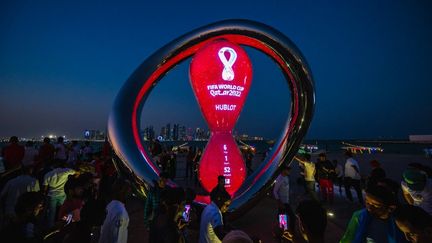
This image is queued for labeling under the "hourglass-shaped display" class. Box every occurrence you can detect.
[189,39,252,195]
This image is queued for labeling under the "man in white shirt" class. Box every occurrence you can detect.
[22,141,38,167]
[199,189,231,243]
[273,166,295,230]
[54,137,67,161]
[344,150,363,203]
[0,166,40,220]
[42,162,77,228]
[100,179,131,243]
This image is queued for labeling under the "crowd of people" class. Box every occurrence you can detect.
[290,150,432,243]
[1,136,432,243]
[0,136,118,242]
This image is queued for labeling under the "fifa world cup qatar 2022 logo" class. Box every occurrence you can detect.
[190,40,252,195]
[108,20,315,217]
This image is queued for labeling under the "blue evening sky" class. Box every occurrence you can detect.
[0,0,431,140]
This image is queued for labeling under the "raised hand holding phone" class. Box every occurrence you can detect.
[278,214,289,231]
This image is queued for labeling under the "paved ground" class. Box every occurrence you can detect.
[126,152,431,242]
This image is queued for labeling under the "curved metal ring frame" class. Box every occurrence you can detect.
[108,19,315,218]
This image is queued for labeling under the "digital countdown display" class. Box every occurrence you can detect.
[189,39,252,195]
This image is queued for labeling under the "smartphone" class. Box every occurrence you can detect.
[182,204,191,222]
[278,214,289,230]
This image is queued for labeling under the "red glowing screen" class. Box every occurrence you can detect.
[189,40,252,195]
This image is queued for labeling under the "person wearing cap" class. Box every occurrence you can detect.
[401,168,432,215]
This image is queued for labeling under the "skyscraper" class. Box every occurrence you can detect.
[186,127,194,141]
[173,124,179,141]
[143,126,155,141]
[160,126,167,140]
[166,123,171,141]
[179,125,186,141]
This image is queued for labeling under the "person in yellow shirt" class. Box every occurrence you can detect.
[295,154,318,201]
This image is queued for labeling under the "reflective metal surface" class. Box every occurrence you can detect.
[107,19,315,218]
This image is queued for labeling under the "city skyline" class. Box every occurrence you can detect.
[142,123,265,141]
[0,122,265,142]
[1,1,431,140]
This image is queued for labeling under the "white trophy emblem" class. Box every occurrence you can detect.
[218,47,237,81]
